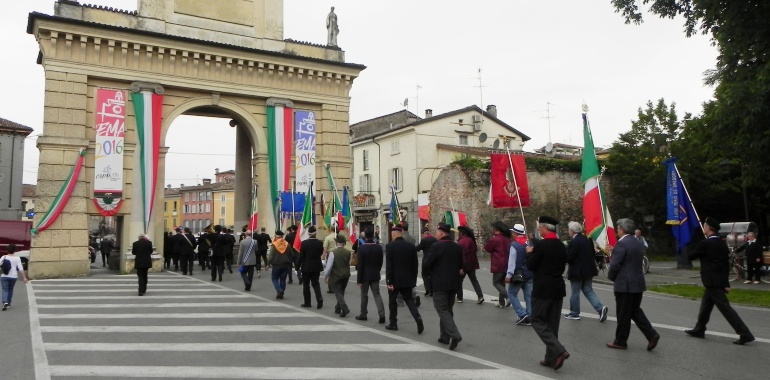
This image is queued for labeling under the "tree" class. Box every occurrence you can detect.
[605,99,689,253]
[611,1,770,194]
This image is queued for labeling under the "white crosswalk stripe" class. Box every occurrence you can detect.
[29,273,551,380]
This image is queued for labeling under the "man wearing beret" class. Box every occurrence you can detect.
[484,221,512,308]
[384,225,424,334]
[423,223,465,350]
[526,216,570,370]
[685,217,755,345]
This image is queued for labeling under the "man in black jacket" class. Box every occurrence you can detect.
[526,216,570,371]
[254,227,272,276]
[285,225,297,284]
[210,225,228,282]
[131,234,154,296]
[565,221,608,322]
[735,231,763,284]
[685,217,755,345]
[416,228,438,296]
[423,223,463,350]
[176,227,197,275]
[297,226,324,309]
[355,227,386,323]
[384,225,423,334]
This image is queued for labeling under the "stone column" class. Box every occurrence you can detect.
[254,154,273,233]
[234,125,252,230]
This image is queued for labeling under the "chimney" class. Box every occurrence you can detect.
[425,109,433,118]
[202,178,212,185]
[180,184,185,189]
[215,168,220,174]
[486,105,497,118]
[167,184,171,190]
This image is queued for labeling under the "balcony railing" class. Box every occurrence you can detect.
[352,193,377,209]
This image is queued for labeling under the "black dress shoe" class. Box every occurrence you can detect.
[416,319,424,334]
[385,324,398,331]
[539,360,550,367]
[335,306,341,314]
[437,337,449,344]
[552,351,570,370]
[684,329,705,338]
[647,334,660,351]
[317,301,323,309]
[449,337,462,351]
[415,296,421,307]
[138,292,144,296]
[733,336,755,345]
[355,315,367,321]
[378,316,386,324]
[300,304,311,308]
[340,309,350,317]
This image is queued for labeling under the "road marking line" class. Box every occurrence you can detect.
[36,302,279,308]
[47,366,550,380]
[38,312,313,319]
[32,277,189,282]
[40,325,370,333]
[34,295,252,300]
[45,342,433,352]
[26,283,51,380]
[33,288,232,293]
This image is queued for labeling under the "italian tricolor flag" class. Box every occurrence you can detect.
[444,210,468,228]
[267,105,294,222]
[294,181,314,252]
[131,92,163,233]
[581,113,616,251]
[31,148,86,235]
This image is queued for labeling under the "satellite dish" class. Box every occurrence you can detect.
[545,142,555,157]
[492,139,500,149]
[479,132,488,143]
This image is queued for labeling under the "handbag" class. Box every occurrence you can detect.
[349,252,357,267]
[510,270,524,284]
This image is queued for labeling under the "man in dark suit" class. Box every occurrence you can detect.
[735,231,763,284]
[606,218,660,351]
[416,228,438,297]
[565,221,608,321]
[384,225,423,334]
[176,227,197,275]
[355,227,387,323]
[686,217,755,345]
[423,223,464,350]
[526,216,570,371]
[210,225,228,282]
[297,226,324,309]
[285,225,298,284]
[254,227,272,275]
[132,234,154,296]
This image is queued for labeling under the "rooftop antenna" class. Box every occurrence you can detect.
[402,98,408,109]
[473,67,486,112]
[541,102,555,143]
[415,85,422,116]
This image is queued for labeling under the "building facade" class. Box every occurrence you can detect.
[0,118,33,220]
[350,105,530,240]
[162,186,180,232]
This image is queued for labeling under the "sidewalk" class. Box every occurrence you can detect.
[593,261,770,290]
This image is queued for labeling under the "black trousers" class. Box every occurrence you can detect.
[747,261,762,282]
[102,251,111,266]
[531,297,567,366]
[422,272,432,294]
[172,253,180,269]
[258,250,268,269]
[302,272,323,305]
[388,287,421,325]
[459,270,484,299]
[240,265,256,289]
[163,253,171,269]
[614,292,657,346]
[225,252,234,271]
[693,287,752,337]
[136,268,149,294]
[210,256,225,280]
[433,290,460,340]
[179,254,195,275]
[198,251,210,270]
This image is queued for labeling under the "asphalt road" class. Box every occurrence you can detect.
[3,259,770,380]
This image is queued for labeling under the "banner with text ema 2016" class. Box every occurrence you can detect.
[294,110,316,195]
[93,88,126,216]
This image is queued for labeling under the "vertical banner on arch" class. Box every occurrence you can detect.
[267,104,294,224]
[131,91,163,233]
[93,89,126,216]
[294,110,316,195]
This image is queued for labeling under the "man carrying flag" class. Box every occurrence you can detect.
[665,157,701,269]
[581,112,616,252]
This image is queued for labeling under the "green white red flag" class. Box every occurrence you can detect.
[131,91,163,233]
[581,113,617,250]
[268,104,294,225]
[31,148,86,235]
[294,181,314,252]
[444,210,467,228]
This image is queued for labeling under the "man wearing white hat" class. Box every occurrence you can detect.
[506,223,533,326]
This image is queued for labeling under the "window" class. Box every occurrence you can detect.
[391,140,400,155]
[192,192,198,201]
[221,206,226,215]
[389,167,403,191]
[219,218,225,226]
[183,205,188,213]
[459,135,468,145]
[362,149,369,171]
[173,201,177,211]
[206,203,211,213]
[207,191,212,200]
[200,192,205,200]
[359,174,371,193]
[172,218,177,227]
[164,202,167,212]
[221,194,226,202]
[184,193,189,201]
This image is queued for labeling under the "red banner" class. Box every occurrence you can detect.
[490,154,530,208]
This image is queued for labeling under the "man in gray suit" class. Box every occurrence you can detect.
[606,218,660,351]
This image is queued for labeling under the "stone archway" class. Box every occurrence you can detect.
[28,1,363,278]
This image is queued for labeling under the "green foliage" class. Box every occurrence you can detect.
[649,284,770,308]
[524,157,584,173]
[451,154,488,170]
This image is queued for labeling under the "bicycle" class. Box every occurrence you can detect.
[595,251,649,276]
[731,250,770,282]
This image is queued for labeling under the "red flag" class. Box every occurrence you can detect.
[490,154,530,208]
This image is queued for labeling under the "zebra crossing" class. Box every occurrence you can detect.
[29,273,550,380]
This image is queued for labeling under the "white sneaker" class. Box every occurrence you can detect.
[753,281,760,284]
[744,280,752,284]
[257,271,261,278]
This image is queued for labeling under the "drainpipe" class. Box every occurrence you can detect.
[372,137,381,225]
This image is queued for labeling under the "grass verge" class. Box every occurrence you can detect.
[648,284,770,308]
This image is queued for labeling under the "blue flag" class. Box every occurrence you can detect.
[279,191,305,213]
[665,158,701,255]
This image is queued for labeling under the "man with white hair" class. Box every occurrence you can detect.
[565,221,608,322]
[237,230,258,291]
[132,234,154,296]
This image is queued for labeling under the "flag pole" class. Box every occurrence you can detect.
[673,163,705,233]
[291,186,296,226]
[504,145,527,229]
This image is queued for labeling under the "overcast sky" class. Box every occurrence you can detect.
[2,1,717,186]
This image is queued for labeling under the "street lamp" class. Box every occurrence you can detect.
[719,159,749,221]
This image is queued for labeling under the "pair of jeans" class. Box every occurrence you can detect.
[271,266,289,293]
[569,278,604,315]
[360,280,385,318]
[1,277,18,304]
[459,270,484,300]
[508,279,533,318]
